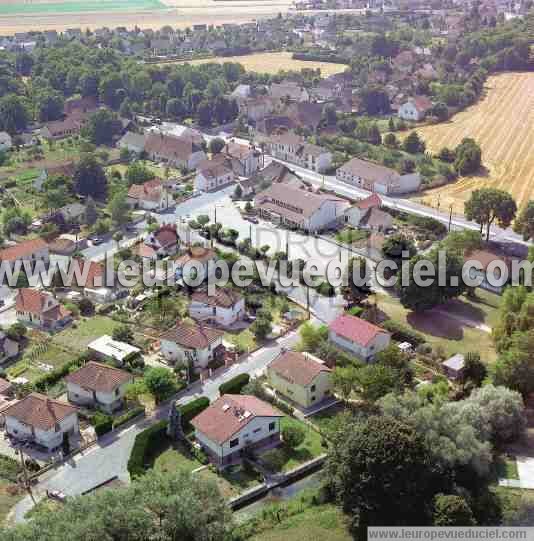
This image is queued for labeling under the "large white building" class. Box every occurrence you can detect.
[191,394,282,468]
[189,289,245,328]
[265,133,332,173]
[160,321,225,370]
[65,361,134,413]
[3,393,79,451]
[255,182,349,232]
[328,314,391,362]
[336,157,421,195]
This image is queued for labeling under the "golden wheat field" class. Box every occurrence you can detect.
[414,72,534,214]
[167,51,348,76]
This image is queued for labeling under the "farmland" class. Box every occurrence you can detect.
[414,72,534,214]
[167,52,348,76]
[0,0,293,34]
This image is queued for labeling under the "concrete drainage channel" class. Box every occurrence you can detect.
[229,454,326,513]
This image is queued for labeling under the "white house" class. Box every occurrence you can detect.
[267,350,332,410]
[328,313,391,362]
[160,321,225,370]
[3,393,79,451]
[191,394,282,468]
[144,133,206,169]
[127,179,174,211]
[255,182,349,232]
[189,289,245,328]
[266,133,332,173]
[87,335,141,366]
[223,142,261,177]
[144,224,180,257]
[343,194,393,232]
[65,361,134,413]
[0,132,12,152]
[398,96,433,121]
[194,159,235,192]
[15,288,72,332]
[336,157,421,195]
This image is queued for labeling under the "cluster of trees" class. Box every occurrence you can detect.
[325,384,526,537]
[0,469,232,540]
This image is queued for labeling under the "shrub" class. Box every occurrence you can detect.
[282,423,306,449]
[127,420,168,478]
[178,397,210,431]
[382,320,425,346]
[191,445,209,465]
[0,455,21,482]
[32,355,87,393]
[113,406,146,429]
[219,373,250,396]
[93,412,113,437]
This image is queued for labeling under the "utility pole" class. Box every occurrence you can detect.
[249,224,252,242]
[286,232,289,260]
[437,194,441,213]
[18,447,35,504]
[448,205,453,232]
[214,205,217,225]
[306,285,311,319]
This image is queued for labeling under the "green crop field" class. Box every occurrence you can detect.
[0,0,167,15]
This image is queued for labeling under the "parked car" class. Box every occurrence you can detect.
[47,489,67,502]
[191,190,202,198]
[244,215,259,224]
[89,236,104,245]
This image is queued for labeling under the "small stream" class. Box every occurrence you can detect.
[234,470,323,521]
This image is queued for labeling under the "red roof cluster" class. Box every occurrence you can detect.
[268,350,330,386]
[65,361,133,393]
[0,239,48,262]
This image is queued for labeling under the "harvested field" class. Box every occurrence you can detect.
[414,72,534,214]
[0,0,293,34]
[166,51,348,76]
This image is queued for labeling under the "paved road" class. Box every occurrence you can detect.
[11,325,305,523]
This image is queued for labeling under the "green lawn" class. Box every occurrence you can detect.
[225,329,257,354]
[309,404,348,438]
[199,466,262,499]
[375,292,497,364]
[0,481,23,526]
[251,504,350,541]
[152,442,202,474]
[335,228,370,245]
[0,0,166,15]
[261,418,325,473]
[495,456,519,480]
[52,316,122,351]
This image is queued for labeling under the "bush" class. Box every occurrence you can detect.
[191,445,209,465]
[93,412,113,437]
[33,355,87,393]
[178,397,210,431]
[127,420,168,478]
[0,455,21,482]
[382,319,425,346]
[219,373,250,396]
[282,424,306,449]
[113,406,146,429]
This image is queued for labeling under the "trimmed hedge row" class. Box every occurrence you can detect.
[178,397,210,431]
[113,406,146,429]
[127,420,168,478]
[382,319,425,346]
[93,413,113,437]
[219,373,250,396]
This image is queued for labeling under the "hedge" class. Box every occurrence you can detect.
[382,319,425,346]
[33,355,87,393]
[0,455,21,483]
[219,373,250,396]
[113,406,146,429]
[127,420,168,478]
[178,397,210,431]
[93,413,113,437]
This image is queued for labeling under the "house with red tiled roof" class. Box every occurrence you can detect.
[267,350,332,409]
[2,392,79,451]
[191,394,282,467]
[398,95,434,121]
[343,193,383,228]
[127,179,173,211]
[15,288,72,331]
[0,238,49,269]
[194,158,235,193]
[144,223,180,257]
[144,133,206,169]
[40,116,84,141]
[328,313,391,362]
[159,321,225,370]
[189,288,245,328]
[65,361,134,413]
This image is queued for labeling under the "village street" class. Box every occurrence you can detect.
[9,323,313,524]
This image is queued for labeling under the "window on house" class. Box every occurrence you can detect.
[268,422,276,431]
[253,427,262,434]
[311,396,316,402]
[229,438,239,448]
[310,385,316,392]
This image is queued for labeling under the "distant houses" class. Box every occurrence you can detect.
[127,179,174,211]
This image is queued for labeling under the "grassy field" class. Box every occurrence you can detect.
[251,504,351,541]
[375,291,498,363]
[0,0,165,15]
[52,316,122,351]
[414,72,534,214]
[169,52,347,77]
